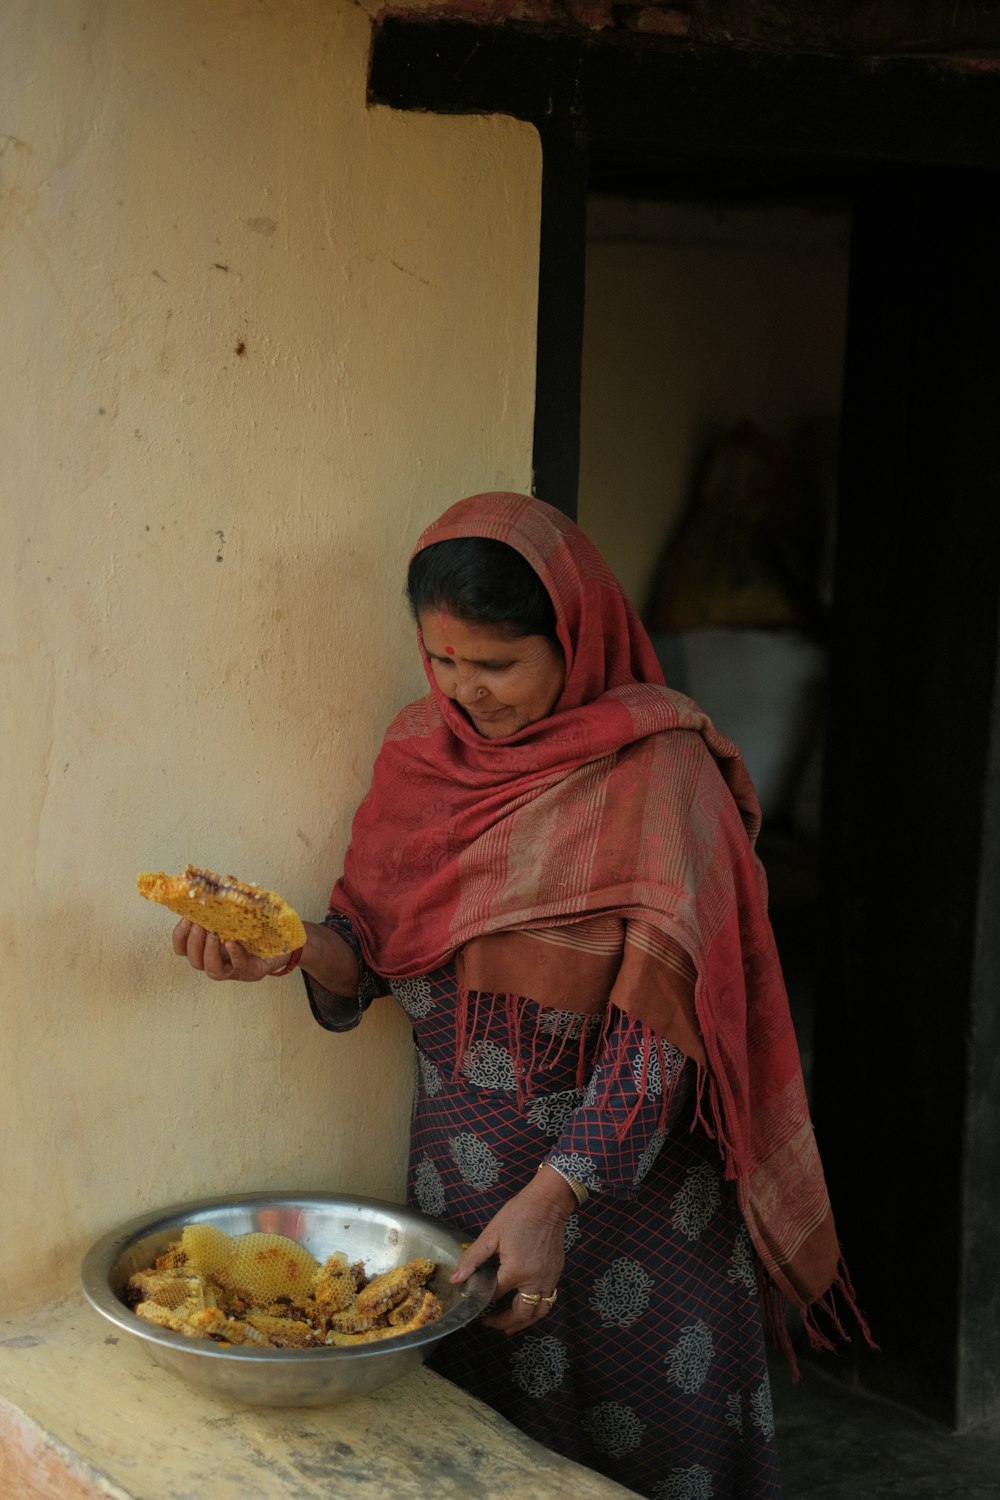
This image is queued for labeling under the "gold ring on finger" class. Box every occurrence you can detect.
[518,1292,543,1305]
[540,1289,558,1305]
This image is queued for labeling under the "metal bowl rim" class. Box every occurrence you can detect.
[81,1190,496,1365]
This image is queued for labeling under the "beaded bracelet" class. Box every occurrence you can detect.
[538,1160,589,1209]
[271,947,304,977]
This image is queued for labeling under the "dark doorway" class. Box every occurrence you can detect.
[369,18,1000,1431]
[577,186,851,1099]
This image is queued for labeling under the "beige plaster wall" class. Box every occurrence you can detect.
[1,0,540,1308]
[578,196,850,612]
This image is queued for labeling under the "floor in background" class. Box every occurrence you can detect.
[771,1356,1000,1500]
[760,832,1000,1498]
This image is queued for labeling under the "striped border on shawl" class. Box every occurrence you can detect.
[520,917,625,956]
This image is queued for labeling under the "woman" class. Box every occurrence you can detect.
[174,493,867,1499]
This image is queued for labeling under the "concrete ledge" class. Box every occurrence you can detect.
[0,1299,632,1500]
[0,1396,133,1500]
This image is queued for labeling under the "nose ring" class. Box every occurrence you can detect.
[477,687,486,698]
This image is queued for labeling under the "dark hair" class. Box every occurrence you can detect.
[406,537,558,641]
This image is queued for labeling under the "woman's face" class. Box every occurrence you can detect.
[419,609,565,740]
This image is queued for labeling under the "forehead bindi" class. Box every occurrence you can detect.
[421,610,520,662]
[423,611,466,654]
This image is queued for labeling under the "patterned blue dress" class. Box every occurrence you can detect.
[307,918,783,1500]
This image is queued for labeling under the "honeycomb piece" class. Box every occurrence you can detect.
[317,1250,350,1278]
[356,1258,436,1318]
[185,1307,230,1338]
[217,1231,321,1304]
[153,1244,188,1271]
[324,1307,383,1334]
[261,1298,306,1319]
[128,1229,446,1350]
[180,1224,233,1279]
[188,1307,267,1345]
[313,1254,358,1315]
[245,1312,323,1348]
[334,1316,438,1344]
[325,1327,397,1346]
[133,1301,210,1339]
[134,1300,195,1335]
[395,1289,445,1331]
[127,1270,214,1312]
[134,1299,267,1346]
[388,1287,444,1328]
[176,1224,320,1304]
[136,865,307,959]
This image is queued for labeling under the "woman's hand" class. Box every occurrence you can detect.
[171,917,361,994]
[449,1166,578,1336]
[171,919,295,982]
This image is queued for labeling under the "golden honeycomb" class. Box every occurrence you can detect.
[127,1223,444,1349]
[136,865,307,959]
[179,1224,232,1279]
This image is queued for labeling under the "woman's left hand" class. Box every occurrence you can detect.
[449,1166,578,1335]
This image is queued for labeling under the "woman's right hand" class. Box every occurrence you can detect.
[171,919,294,982]
[171,917,361,996]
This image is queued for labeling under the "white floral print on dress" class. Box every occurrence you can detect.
[671,1161,721,1241]
[724,1392,744,1434]
[527,1088,585,1136]
[510,1334,570,1398]
[462,1039,518,1091]
[630,1040,660,1099]
[538,1008,600,1041]
[750,1378,775,1440]
[727,1224,757,1294]
[630,1038,687,1099]
[414,1154,445,1216]
[584,1401,646,1457]
[590,1258,656,1329]
[663,1319,714,1393]
[563,1212,581,1253]
[663,1041,687,1083]
[652,1466,715,1499]
[391,976,435,1018]
[582,1067,602,1108]
[357,967,383,1008]
[548,1151,601,1193]
[634,1127,668,1186]
[449,1132,500,1189]
[416,1049,443,1098]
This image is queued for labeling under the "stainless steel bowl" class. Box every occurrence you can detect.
[81,1191,496,1407]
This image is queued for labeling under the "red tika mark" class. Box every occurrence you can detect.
[445,645,455,655]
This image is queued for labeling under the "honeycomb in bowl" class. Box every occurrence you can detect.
[127,1224,444,1348]
[181,1224,320,1303]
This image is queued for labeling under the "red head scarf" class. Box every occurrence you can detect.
[332,491,869,1360]
[336,492,760,979]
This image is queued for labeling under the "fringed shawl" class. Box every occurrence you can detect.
[331,491,870,1362]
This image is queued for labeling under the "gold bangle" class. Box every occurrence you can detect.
[538,1160,589,1209]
